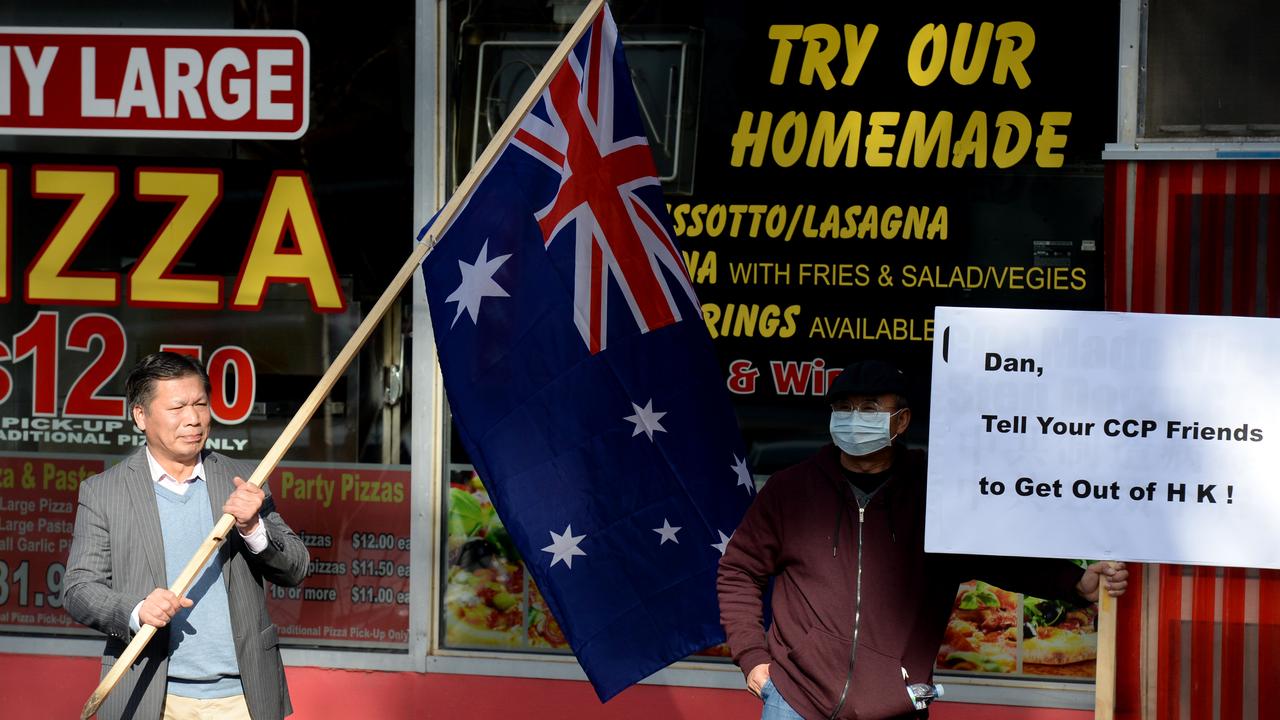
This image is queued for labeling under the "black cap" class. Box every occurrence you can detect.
[825,360,908,401]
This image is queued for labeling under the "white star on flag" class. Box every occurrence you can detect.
[731,455,753,495]
[652,519,681,545]
[445,239,512,327]
[542,524,587,569]
[624,399,667,441]
[712,530,732,555]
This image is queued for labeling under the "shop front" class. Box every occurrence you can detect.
[0,1,1206,718]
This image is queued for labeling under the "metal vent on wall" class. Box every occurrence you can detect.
[469,33,701,194]
[1144,0,1280,138]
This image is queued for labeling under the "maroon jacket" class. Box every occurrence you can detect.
[717,444,1086,720]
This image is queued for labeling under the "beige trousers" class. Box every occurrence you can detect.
[162,693,252,720]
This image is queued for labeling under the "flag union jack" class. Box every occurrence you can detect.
[511,10,697,354]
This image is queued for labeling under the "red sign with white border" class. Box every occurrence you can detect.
[0,27,309,139]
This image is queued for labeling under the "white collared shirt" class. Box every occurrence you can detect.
[143,447,267,553]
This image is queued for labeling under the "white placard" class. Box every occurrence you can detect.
[926,306,1280,569]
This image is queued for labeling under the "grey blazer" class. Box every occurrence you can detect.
[64,447,310,720]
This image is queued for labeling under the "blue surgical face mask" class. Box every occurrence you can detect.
[830,409,902,456]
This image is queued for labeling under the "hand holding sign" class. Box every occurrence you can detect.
[1075,561,1129,601]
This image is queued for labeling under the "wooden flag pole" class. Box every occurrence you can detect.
[79,0,606,717]
[1094,564,1119,720]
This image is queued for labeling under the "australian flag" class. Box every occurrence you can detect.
[420,4,753,702]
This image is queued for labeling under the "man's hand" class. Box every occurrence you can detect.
[223,477,264,534]
[138,588,193,628]
[1076,561,1129,601]
[746,663,771,698]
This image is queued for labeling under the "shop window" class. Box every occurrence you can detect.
[0,0,416,656]
[440,464,732,661]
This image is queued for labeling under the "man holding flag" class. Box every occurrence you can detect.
[420,0,753,701]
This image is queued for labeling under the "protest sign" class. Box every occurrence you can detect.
[927,306,1280,569]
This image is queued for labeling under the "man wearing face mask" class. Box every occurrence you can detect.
[717,359,1128,720]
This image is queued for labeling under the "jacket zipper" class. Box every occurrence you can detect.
[828,498,868,720]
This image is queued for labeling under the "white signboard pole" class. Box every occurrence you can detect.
[927,306,1280,570]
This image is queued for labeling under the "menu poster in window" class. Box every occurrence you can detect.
[0,453,101,634]
[937,577,1100,679]
[444,467,530,649]
[266,463,410,648]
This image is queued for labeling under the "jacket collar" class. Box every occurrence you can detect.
[199,451,237,569]
[200,450,234,519]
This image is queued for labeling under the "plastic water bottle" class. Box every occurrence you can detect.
[906,682,944,710]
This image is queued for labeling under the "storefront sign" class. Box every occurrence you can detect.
[267,463,410,648]
[672,3,1114,444]
[927,306,1280,569]
[0,28,309,139]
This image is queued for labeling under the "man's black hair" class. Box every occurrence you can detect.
[125,352,211,420]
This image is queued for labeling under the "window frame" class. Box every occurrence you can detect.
[1104,0,1280,161]
[410,0,1098,709]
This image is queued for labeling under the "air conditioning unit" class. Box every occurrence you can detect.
[469,30,702,194]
